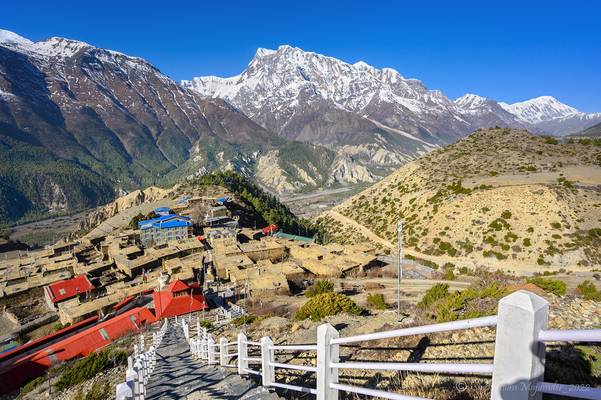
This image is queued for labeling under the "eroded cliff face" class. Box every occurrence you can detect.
[78,186,174,231]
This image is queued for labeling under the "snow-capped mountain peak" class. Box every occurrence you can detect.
[499,96,580,123]
[0,29,34,48]
[455,93,490,110]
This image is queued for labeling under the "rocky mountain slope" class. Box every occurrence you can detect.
[315,128,601,269]
[185,46,601,154]
[572,122,601,138]
[0,31,371,224]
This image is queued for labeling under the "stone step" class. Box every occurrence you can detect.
[144,324,283,400]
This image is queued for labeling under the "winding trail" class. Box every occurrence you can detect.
[325,210,395,249]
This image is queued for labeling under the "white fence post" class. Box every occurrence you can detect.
[220,337,228,366]
[260,336,274,387]
[126,367,139,399]
[207,335,215,365]
[238,332,248,375]
[316,323,339,400]
[134,359,145,399]
[491,290,548,400]
[116,381,134,400]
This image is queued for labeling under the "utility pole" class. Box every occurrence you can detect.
[397,220,403,322]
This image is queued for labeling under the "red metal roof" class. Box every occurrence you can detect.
[0,307,155,394]
[153,289,208,319]
[167,279,190,293]
[112,295,134,310]
[46,274,94,303]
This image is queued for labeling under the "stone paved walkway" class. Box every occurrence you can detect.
[146,324,280,400]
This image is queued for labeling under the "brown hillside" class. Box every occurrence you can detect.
[315,128,601,271]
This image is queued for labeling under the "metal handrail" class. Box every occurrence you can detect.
[538,329,601,342]
[330,382,427,400]
[330,361,493,375]
[331,315,498,345]
[244,368,261,375]
[269,344,317,351]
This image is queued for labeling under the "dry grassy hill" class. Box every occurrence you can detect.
[315,128,601,271]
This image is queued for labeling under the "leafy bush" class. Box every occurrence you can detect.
[74,382,110,400]
[295,293,362,321]
[420,283,507,322]
[18,376,46,397]
[418,283,449,308]
[576,280,601,301]
[232,314,257,327]
[544,136,559,145]
[366,293,388,310]
[527,277,566,296]
[198,319,213,329]
[442,268,456,281]
[305,280,334,298]
[55,349,127,390]
[501,210,512,219]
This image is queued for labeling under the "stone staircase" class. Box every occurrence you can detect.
[145,323,280,400]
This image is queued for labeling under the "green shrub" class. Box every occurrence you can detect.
[74,382,110,400]
[198,319,213,329]
[366,293,388,310]
[527,277,566,296]
[232,314,257,327]
[295,293,362,321]
[501,210,512,219]
[18,376,46,397]
[55,349,127,391]
[418,283,449,308]
[551,222,562,229]
[576,280,601,301]
[443,269,456,281]
[544,136,559,145]
[305,279,334,297]
[523,238,532,247]
[53,322,71,331]
[420,283,507,322]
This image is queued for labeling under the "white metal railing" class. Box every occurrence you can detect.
[188,290,600,400]
[116,318,169,400]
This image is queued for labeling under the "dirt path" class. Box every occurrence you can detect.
[325,210,395,249]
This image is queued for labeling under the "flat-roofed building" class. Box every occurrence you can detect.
[138,214,193,247]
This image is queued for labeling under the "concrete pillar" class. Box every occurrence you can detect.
[134,359,145,399]
[116,381,133,400]
[237,332,248,375]
[260,336,274,387]
[316,323,339,400]
[126,367,139,399]
[491,290,548,400]
[207,336,215,365]
[220,337,228,366]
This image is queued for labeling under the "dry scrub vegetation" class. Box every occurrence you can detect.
[315,128,601,269]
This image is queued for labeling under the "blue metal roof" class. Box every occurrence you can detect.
[138,214,192,230]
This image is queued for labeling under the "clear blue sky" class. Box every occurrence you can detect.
[2,0,600,111]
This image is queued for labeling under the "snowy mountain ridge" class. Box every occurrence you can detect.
[185,45,601,137]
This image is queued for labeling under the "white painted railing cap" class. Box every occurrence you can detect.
[499,290,548,313]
